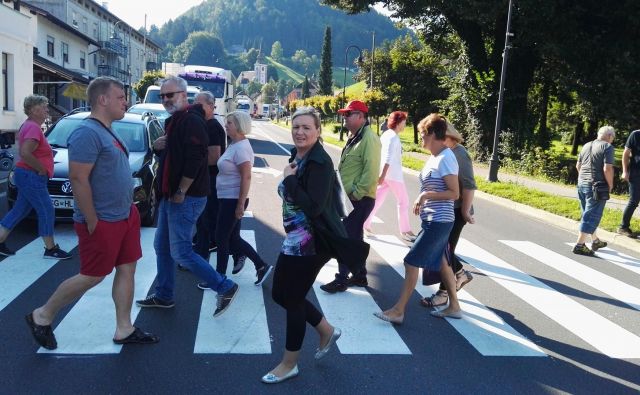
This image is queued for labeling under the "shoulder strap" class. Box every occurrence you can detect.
[87,118,129,158]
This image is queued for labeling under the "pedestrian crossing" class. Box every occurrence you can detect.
[2,224,640,359]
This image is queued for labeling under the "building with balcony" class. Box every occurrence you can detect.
[24,0,161,102]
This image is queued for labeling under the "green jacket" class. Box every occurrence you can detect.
[338,124,381,200]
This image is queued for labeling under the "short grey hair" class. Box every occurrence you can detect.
[292,106,321,133]
[226,111,252,135]
[597,125,615,139]
[23,94,48,116]
[195,91,215,106]
[162,76,187,91]
[87,77,124,106]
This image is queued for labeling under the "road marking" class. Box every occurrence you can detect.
[251,167,282,177]
[243,211,253,218]
[368,235,545,357]
[564,243,640,277]
[0,227,77,313]
[313,259,411,355]
[458,239,640,358]
[194,230,271,354]
[251,129,291,156]
[39,228,158,354]
[505,241,640,311]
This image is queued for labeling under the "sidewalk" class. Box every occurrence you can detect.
[402,151,639,252]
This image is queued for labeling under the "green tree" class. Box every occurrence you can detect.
[318,26,333,95]
[302,75,310,99]
[262,78,278,103]
[277,79,288,100]
[247,81,263,97]
[271,41,283,62]
[132,70,165,101]
[242,48,259,69]
[172,31,225,66]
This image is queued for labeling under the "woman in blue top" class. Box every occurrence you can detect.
[262,107,342,384]
[374,113,461,324]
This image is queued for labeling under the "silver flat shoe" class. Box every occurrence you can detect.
[373,311,404,325]
[314,327,342,360]
[430,309,463,319]
[261,365,299,384]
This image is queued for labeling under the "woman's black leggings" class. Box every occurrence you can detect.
[272,252,330,351]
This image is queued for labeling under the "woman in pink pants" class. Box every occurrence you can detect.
[364,111,416,241]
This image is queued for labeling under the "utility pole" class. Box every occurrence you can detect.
[487,0,514,182]
[370,31,375,90]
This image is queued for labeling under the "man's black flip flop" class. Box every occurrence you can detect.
[25,313,57,350]
[113,327,159,345]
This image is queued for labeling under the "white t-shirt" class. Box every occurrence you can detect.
[380,129,404,182]
[216,138,254,199]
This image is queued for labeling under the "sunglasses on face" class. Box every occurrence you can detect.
[343,111,361,118]
[159,91,184,100]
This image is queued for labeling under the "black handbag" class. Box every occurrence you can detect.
[589,142,610,201]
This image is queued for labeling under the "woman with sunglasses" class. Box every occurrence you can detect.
[374,113,461,324]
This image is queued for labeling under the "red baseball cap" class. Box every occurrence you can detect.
[337,100,369,114]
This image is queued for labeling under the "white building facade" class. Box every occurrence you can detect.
[0,1,35,132]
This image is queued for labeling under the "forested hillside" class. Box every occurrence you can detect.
[148,0,405,63]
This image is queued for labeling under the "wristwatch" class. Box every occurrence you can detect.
[175,188,184,196]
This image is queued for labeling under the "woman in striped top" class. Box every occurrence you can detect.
[374,113,461,324]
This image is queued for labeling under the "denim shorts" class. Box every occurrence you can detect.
[404,220,454,271]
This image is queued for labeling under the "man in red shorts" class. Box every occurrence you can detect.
[25,77,158,350]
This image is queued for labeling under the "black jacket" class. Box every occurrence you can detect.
[158,104,209,197]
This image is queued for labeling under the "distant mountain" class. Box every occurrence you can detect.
[150,0,407,62]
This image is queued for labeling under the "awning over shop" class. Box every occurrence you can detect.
[62,82,88,100]
[33,55,90,85]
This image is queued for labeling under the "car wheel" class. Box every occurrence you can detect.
[0,157,13,171]
[141,186,157,227]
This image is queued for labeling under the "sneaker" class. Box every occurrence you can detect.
[232,255,247,275]
[617,227,635,238]
[254,265,273,286]
[0,242,15,257]
[320,279,347,294]
[197,282,211,290]
[136,294,175,308]
[591,239,607,251]
[214,283,239,317]
[43,244,72,260]
[572,244,594,257]
[347,275,368,287]
[455,269,473,291]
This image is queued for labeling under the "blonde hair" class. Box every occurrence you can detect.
[291,106,321,133]
[226,111,252,135]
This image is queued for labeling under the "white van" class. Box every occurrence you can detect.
[143,85,201,104]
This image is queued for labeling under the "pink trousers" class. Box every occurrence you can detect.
[364,179,411,233]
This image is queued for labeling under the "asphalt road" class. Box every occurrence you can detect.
[0,120,639,394]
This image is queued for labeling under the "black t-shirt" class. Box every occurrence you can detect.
[206,118,226,175]
[625,130,640,179]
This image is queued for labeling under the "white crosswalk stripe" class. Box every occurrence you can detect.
[194,230,271,354]
[3,226,640,359]
[458,239,640,358]
[40,228,158,354]
[504,240,640,311]
[367,235,546,357]
[0,226,77,313]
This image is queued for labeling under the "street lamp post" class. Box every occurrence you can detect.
[341,45,362,141]
[487,0,514,182]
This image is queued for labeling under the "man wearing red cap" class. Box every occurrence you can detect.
[321,100,381,293]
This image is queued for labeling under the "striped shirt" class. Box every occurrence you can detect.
[418,148,458,222]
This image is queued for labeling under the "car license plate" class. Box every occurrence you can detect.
[52,197,74,208]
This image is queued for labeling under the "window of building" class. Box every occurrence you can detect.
[93,53,97,65]
[80,51,86,69]
[93,22,98,39]
[47,36,55,57]
[2,53,13,111]
[62,42,69,63]
[72,11,78,27]
[82,17,88,33]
